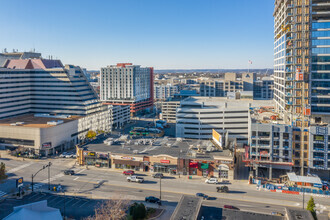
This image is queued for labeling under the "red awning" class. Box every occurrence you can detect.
[189,162,198,168]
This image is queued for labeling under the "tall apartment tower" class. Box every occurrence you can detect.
[273,0,330,175]
[100,63,154,116]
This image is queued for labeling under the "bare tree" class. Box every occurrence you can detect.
[85,196,130,220]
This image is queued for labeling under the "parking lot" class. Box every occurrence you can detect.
[0,192,103,219]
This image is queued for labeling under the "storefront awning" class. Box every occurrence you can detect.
[200,163,209,169]
[113,159,141,166]
[189,162,198,168]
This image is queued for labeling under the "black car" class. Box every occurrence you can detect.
[152,173,164,178]
[196,193,209,200]
[64,169,75,175]
[145,196,161,204]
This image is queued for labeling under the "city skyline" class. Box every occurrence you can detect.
[0,0,274,70]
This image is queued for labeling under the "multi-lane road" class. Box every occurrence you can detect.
[0,155,329,218]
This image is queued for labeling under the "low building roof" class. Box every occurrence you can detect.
[0,114,81,128]
[4,200,62,220]
[287,172,322,184]
[285,208,314,220]
[170,195,202,220]
[82,137,233,160]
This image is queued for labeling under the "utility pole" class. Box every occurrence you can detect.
[159,177,162,206]
[31,174,34,192]
[48,162,52,190]
[302,187,305,210]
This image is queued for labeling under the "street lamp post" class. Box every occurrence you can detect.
[48,162,52,190]
[31,162,52,192]
[63,189,66,219]
[179,150,182,178]
[302,187,305,209]
[159,177,162,206]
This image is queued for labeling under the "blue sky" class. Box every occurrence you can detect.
[0,0,274,70]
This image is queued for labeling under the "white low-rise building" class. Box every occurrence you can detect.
[176,97,273,144]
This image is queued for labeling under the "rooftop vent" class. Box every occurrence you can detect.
[47,120,64,125]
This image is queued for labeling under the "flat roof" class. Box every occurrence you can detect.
[200,206,285,220]
[181,96,274,108]
[286,208,314,220]
[170,195,202,220]
[0,114,81,128]
[82,136,233,160]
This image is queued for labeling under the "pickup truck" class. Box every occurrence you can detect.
[127,175,144,183]
[216,186,229,193]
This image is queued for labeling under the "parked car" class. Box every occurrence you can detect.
[127,175,144,183]
[65,153,75,158]
[59,152,68,158]
[216,186,229,193]
[123,170,135,175]
[224,205,240,210]
[145,196,161,204]
[152,173,164,178]
[64,169,75,175]
[196,193,209,200]
[271,212,284,216]
[205,178,218,184]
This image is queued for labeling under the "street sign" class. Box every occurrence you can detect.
[16,177,23,188]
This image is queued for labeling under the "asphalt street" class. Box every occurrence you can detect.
[1,156,329,218]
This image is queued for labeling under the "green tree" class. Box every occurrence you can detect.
[129,203,146,220]
[86,130,97,139]
[0,162,7,181]
[306,196,317,220]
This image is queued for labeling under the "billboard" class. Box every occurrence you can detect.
[212,129,222,148]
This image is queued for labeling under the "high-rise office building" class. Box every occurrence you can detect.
[100,63,154,116]
[273,0,330,175]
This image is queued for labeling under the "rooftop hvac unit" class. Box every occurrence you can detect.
[133,150,138,154]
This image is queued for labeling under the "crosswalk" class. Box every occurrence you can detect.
[7,163,33,173]
[0,191,7,198]
[29,183,44,190]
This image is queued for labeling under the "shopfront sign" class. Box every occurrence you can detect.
[121,156,134,160]
[16,177,23,188]
[42,142,52,149]
[160,160,170,164]
[220,160,232,164]
[200,163,209,169]
[88,152,96,156]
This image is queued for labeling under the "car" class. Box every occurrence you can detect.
[271,212,284,216]
[65,153,74,158]
[64,169,75,175]
[196,193,209,200]
[59,152,68,158]
[205,178,218,184]
[127,175,144,183]
[123,170,135,175]
[145,196,160,204]
[216,186,229,193]
[224,205,240,210]
[152,173,164,178]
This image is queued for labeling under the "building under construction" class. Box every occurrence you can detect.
[272,0,330,178]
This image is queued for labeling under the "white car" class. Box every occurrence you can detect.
[205,178,218,184]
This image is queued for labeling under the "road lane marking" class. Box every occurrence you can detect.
[74,177,79,181]
[7,163,33,173]
[76,169,85,174]
[0,191,7,197]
